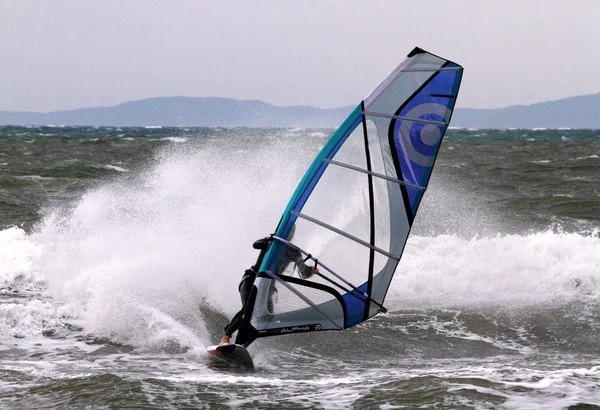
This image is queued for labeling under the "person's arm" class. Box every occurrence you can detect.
[252,237,271,250]
[251,237,272,271]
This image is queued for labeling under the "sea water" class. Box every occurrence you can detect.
[0,126,599,408]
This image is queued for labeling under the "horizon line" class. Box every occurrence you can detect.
[1,91,599,114]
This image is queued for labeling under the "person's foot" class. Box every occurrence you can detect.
[219,335,231,345]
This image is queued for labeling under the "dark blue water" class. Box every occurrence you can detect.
[1,126,599,408]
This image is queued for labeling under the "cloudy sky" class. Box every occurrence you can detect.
[1,0,598,112]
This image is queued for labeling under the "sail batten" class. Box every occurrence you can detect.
[364,111,449,126]
[234,47,463,346]
[291,211,401,261]
[401,67,463,72]
[271,236,388,313]
[261,268,344,330]
[325,159,427,191]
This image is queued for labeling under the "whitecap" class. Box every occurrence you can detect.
[308,132,327,137]
[162,137,188,143]
[98,164,129,172]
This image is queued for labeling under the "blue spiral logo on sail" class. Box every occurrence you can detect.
[398,103,450,168]
[393,102,450,215]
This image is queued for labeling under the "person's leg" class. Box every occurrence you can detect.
[221,273,255,344]
[239,274,253,304]
[221,308,244,344]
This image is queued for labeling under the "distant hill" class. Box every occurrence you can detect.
[1,93,599,128]
[0,97,352,128]
[451,93,600,129]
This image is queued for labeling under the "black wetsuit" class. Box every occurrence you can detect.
[223,237,270,338]
[223,237,308,338]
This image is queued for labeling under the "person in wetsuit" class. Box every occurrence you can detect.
[219,226,318,345]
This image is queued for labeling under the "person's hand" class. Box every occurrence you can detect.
[298,264,318,279]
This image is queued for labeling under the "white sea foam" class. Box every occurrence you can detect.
[0,227,43,286]
[15,175,54,181]
[99,164,128,172]
[3,224,597,353]
[162,137,188,143]
[0,138,312,352]
[387,231,600,309]
[0,299,62,338]
[308,132,328,137]
[499,365,600,409]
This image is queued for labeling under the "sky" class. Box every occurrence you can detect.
[1,0,599,112]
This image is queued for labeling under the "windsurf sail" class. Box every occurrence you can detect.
[236,47,463,345]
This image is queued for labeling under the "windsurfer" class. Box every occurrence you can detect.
[219,226,318,345]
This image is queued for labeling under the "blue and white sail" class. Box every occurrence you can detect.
[236,47,463,345]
